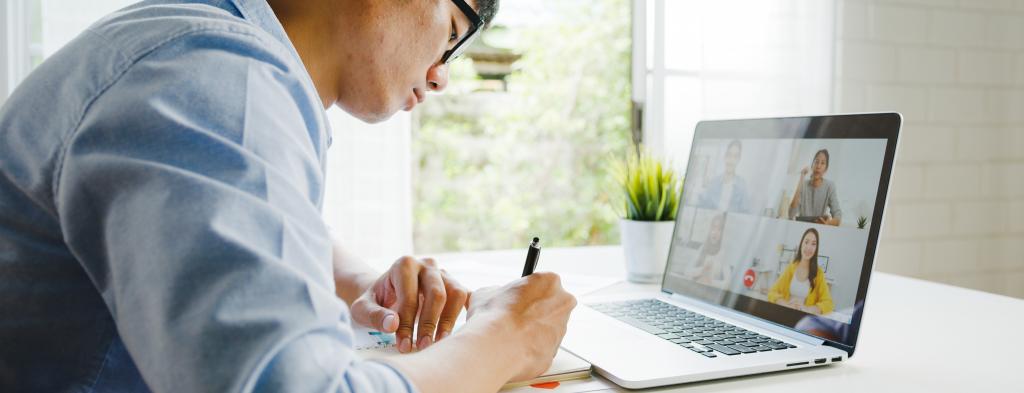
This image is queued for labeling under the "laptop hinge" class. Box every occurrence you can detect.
[667,292,826,346]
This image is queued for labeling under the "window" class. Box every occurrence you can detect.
[412,0,633,252]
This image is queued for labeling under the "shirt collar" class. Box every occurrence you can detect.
[227,0,293,48]
[226,0,332,145]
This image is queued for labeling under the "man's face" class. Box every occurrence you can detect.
[334,0,478,123]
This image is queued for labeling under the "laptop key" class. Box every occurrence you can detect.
[657,333,680,340]
[727,345,756,354]
[700,352,717,358]
[705,344,740,355]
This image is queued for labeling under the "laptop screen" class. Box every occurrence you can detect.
[662,113,900,351]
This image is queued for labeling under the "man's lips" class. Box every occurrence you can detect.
[404,88,426,111]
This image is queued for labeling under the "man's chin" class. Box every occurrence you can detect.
[357,112,394,124]
[337,103,397,124]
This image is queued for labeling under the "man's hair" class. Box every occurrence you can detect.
[477,0,500,28]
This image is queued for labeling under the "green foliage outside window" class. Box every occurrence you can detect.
[413,0,631,252]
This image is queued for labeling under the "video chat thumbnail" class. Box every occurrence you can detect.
[666,138,887,325]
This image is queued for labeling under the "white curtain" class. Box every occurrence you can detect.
[322,109,413,268]
[638,0,835,166]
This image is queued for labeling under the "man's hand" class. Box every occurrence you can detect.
[465,272,577,382]
[349,256,469,353]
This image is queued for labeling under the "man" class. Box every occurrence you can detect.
[696,140,751,214]
[0,0,576,392]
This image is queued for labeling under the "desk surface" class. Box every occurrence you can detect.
[431,245,1024,392]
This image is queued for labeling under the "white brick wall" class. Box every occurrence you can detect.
[837,0,1024,299]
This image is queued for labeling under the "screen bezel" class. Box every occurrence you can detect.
[661,112,902,356]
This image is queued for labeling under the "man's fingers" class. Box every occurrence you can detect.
[415,260,446,350]
[391,256,421,353]
[436,269,469,341]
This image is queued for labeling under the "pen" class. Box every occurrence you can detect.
[521,237,541,277]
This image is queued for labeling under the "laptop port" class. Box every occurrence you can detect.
[832,357,842,362]
[786,362,809,367]
[814,358,826,364]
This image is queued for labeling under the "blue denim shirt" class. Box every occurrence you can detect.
[0,0,415,391]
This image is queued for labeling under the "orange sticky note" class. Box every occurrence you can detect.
[530,381,560,389]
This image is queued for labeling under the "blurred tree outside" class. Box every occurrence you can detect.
[413,0,631,252]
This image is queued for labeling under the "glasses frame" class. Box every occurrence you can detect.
[440,0,484,64]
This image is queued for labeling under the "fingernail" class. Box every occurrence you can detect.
[382,314,397,332]
[438,330,450,341]
[399,337,412,353]
[417,335,433,350]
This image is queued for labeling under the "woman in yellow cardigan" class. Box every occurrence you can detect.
[768,228,834,315]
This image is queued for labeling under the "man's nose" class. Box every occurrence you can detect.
[427,63,450,92]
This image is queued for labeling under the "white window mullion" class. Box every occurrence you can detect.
[644,0,666,156]
[630,0,645,147]
[1,0,34,103]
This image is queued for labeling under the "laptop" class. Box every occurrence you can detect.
[561,113,902,388]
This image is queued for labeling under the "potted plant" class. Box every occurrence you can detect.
[611,147,682,283]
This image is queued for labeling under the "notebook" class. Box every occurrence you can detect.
[353,325,592,389]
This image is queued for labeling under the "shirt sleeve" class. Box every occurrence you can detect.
[53,29,414,393]
[812,271,835,315]
[827,181,843,219]
[734,177,750,214]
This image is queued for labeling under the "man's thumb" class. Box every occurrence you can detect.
[352,299,399,333]
[368,305,399,333]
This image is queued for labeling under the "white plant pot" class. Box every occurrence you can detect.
[619,219,675,283]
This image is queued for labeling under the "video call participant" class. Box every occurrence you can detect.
[683,214,733,287]
[768,228,834,315]
[789,149,842,226]
[697,140,751,213]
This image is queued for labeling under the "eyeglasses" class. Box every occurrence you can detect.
[440,0,484,64]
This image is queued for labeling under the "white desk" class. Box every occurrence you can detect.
[432,245,1024,392]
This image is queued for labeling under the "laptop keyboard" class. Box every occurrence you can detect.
[589,299,796,358]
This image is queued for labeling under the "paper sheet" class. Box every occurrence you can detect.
[440,259,620,297]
